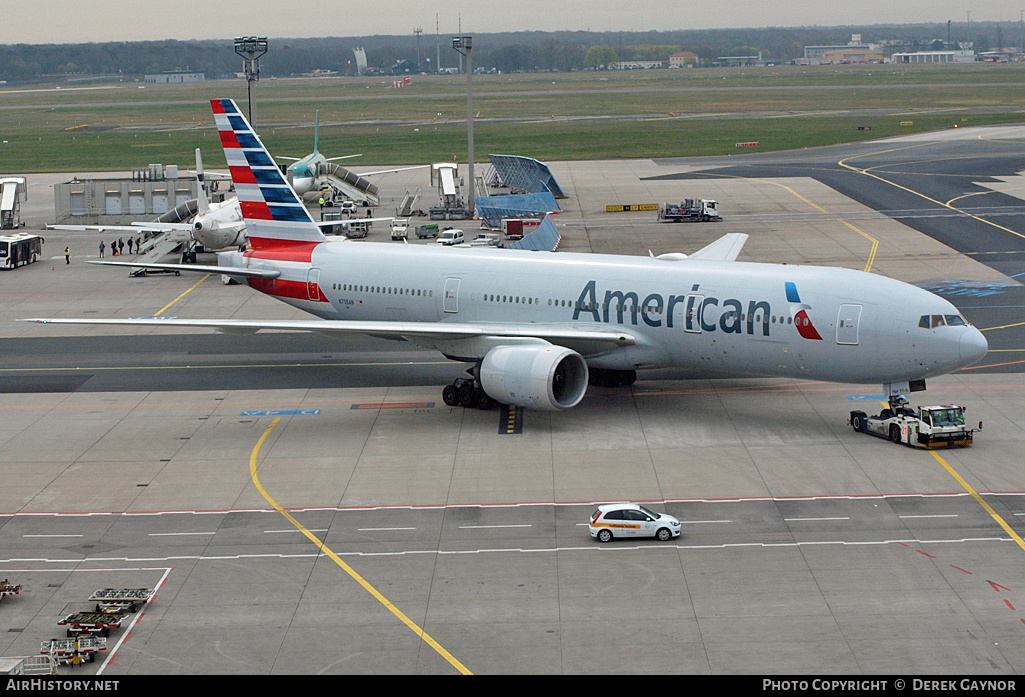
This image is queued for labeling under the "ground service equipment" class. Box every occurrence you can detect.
[415,222,439,238]
[390,219,409,240]
[89,588,154,613]
[0,177,27,229]
[849,398,978,448]
[0,655,57,675]
[0,579,22,604]
[0,233,43,269]
[40,637,106,666]
[658,199,722,222]
[58,612,124,637]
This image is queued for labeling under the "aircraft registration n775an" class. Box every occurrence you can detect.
[25,98,988,411]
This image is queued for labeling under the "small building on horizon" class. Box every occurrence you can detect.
[144,71,204,83]
[890,50,975,64]
[669,51,699,67]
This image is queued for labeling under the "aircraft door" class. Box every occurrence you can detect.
[836,304,862,345]
[307,268,321,301]
[443,277,460,313]
[685,294,704,333]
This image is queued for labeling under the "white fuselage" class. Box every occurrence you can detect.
[192,197,246,250]
[241,240,987,384]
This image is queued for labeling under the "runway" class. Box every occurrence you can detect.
[1,126,1025,674]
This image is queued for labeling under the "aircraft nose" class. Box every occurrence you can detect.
[960,327,988,366]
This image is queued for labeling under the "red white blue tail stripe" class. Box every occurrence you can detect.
[211,98,324,250]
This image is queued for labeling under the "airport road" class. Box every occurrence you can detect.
[1,127,1025,674]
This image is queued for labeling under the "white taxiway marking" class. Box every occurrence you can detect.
[23,534,83,538]
[358,527,417,532]
[1,536,1017,566]
[899,514,959,519]
[265,528,329,534]
[148,532,217,536]
[458,524,532,529]
[784,517,850,522]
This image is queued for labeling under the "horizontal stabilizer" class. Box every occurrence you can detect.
[87,260,280,279]
[687,233,749,262]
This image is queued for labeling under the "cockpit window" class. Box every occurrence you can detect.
[920,314,968,329]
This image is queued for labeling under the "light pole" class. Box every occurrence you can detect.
[234,37,268,129]
[452,35,474,218]
[414,27,423,72]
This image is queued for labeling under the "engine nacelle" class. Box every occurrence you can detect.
[480,344,589,411]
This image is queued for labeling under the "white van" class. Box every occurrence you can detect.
[437,229,465,246]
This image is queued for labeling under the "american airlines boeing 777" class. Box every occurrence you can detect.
[26,98,988,411]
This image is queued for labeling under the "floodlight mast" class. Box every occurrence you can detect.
[452,35,474,219]
[234,36,268,128]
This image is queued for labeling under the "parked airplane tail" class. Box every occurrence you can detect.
[194,148,209,217]
[211,98,324,251]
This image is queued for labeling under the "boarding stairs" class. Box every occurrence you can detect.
[397,187,422,217]
[315,163,380,206]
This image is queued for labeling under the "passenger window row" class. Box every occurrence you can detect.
[332,283,433,298]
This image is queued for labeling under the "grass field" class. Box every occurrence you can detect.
[2,62,1025,171]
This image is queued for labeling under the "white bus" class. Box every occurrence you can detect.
[0,233,43,269]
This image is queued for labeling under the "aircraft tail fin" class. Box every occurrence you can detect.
[313,110,319,155]
[194,148,210,216]
[211,98,324,251]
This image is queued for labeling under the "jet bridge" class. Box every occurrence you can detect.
[0,177,27,229]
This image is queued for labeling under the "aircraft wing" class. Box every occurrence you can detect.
[316,216,394,227]
[357,165,431,177]
[49,223,193,233]
[21,316,635,350]
[184,169,232,179]
[686,233,749,262]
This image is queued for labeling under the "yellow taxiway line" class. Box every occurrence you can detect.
[249,417,472,675]
[155,273,212,316]
[699,173,880,273]
[930,450,1025,554]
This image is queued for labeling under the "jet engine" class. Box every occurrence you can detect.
[480,344,589,411]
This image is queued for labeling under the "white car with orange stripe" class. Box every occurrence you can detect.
[589,503,681,542]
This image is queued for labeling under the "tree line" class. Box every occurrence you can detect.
[0,22,1018,83]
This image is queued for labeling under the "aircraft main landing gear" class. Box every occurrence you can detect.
[588,368,636,387]
[442,378,496,410]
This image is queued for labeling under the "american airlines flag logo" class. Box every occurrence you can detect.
[785,282,823,341]
[211,98,321,247]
